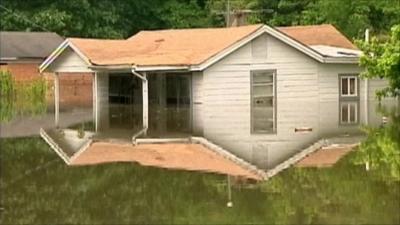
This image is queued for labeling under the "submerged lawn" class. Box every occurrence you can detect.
[1,137,399,225]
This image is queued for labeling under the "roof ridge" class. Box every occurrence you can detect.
[277,24,334,29]
[67,37,125,41]
[0,31,60,34]
[137,24,264,33]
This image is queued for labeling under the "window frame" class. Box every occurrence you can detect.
[250,69,277,134]
[339,101,359,125]
[338,74,360,126]
[340,75,359,97]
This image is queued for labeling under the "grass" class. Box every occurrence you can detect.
[1,137,399,224]
[0,71,47,122]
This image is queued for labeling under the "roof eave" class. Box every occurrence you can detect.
[88,64,191,72]
[192,25,329,71]
[323,57,360,64]
[39,39,92,73]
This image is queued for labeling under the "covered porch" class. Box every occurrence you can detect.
[93,71,196,141]
[48,69,200,145]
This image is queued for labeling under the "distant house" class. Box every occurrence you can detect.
[0,31,92,108]
[0,31,63,80]
[40,24,396,169]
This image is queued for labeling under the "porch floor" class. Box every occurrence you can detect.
[70,141,263,181]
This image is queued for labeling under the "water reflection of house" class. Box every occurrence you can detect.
[0,31,93,108]
[39,24,397,171]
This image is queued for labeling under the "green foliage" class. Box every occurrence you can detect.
[209,0,399,39]
[0,0,215,38]
[354,106,400,181]
[0,71,47,122]
[358,24,400,99]
[157,0,215,29]
[2,0,399,40]
[259,0,313,26]
[0,71,15,121]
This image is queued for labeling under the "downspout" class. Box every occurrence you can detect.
[131,67,148,142]
[364,29,369,125]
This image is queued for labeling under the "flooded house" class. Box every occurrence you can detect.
[38,24,397,175]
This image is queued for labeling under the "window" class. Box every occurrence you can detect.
[340,102,358,124]
[339,74,359,125]
[340,76,358,97]
[251,70,276,133]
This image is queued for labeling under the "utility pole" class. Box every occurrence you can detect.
[212,1,272,27]
[226,0,230,27]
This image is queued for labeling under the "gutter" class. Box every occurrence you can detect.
[323,57,360,64]
[131,67,147,81]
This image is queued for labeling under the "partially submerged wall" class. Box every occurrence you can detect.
[202,33,321,169]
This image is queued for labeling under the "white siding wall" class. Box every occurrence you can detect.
[200,33,398,169]
[192,72,204,135]
[95,73,109,131]
[318,64,364,136]
[48,47,92,73]
[202,34,321,169]
[317,64,396,136]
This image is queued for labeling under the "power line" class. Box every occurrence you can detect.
[0,4,52,33]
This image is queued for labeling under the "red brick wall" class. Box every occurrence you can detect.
[0,63,41,81]
[1,62,93,109]
[58,73,93,109]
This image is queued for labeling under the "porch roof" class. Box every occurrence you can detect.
[70,141,264,180]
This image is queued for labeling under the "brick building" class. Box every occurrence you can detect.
[0,31,93,108]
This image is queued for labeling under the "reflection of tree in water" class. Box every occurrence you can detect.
[2,137,399,224]
[354,103,400,181]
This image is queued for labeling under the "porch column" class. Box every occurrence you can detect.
[157,74,167,133]
[93,72,98,132]
[143,72,148,133]
[54,72,60,127]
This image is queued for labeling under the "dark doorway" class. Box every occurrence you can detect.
[108,74,142,130]
[148,73,191,137]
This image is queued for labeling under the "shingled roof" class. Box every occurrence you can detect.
[41,24,359,71]
[277,24,356,50]
[0,31,64,60]
[69,24,263,66]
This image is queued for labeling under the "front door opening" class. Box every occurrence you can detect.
[106,73,191,139]
[148,73,191,137]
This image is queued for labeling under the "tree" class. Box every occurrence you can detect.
[156,0,215,29]
[358,24,400,99]
[0,0,213,38]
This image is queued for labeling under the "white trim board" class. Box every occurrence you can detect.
[39,39,92,73]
